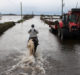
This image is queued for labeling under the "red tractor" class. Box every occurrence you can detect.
[50,8,80,40]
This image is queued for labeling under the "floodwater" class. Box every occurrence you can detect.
[0,16,21,23]
[0,16,80,75]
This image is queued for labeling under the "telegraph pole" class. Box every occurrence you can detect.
[0,12,1,20]
[76,2,78,8]
[62,0,64,16]
[20,1,23,20]
[32,11,34,16]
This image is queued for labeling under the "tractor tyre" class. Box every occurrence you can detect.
[57,29,61,37]
[60,29,67,40]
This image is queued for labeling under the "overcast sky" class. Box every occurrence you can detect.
[0,0,80,15]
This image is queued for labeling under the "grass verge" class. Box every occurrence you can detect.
[17,15,34,23]
[0,21,15,35]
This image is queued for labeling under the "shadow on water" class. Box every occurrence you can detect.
[45,32,80,75]
[50,30,80,52]
[60,39,80,52]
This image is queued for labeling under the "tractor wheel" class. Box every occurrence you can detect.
[57,29,61,37]
[60,29,66,40]
[49,28,53,33]
[51,28,53,32]
[50,28,55,33]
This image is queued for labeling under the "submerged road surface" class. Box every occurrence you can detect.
[0,16,80,75]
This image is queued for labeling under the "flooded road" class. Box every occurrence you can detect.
[0,16,80,75]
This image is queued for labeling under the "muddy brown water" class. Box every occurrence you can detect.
[0,16,80,75]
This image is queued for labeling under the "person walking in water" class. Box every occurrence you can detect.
[28,24,39,54]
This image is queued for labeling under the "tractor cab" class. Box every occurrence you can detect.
[62,9,80,31]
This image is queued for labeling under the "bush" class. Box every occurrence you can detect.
[40,14,45,17]
[16,15,34,23]
[17,19,25,23]
[23,15,34,20]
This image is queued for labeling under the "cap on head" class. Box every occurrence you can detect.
[31,24,34,28]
